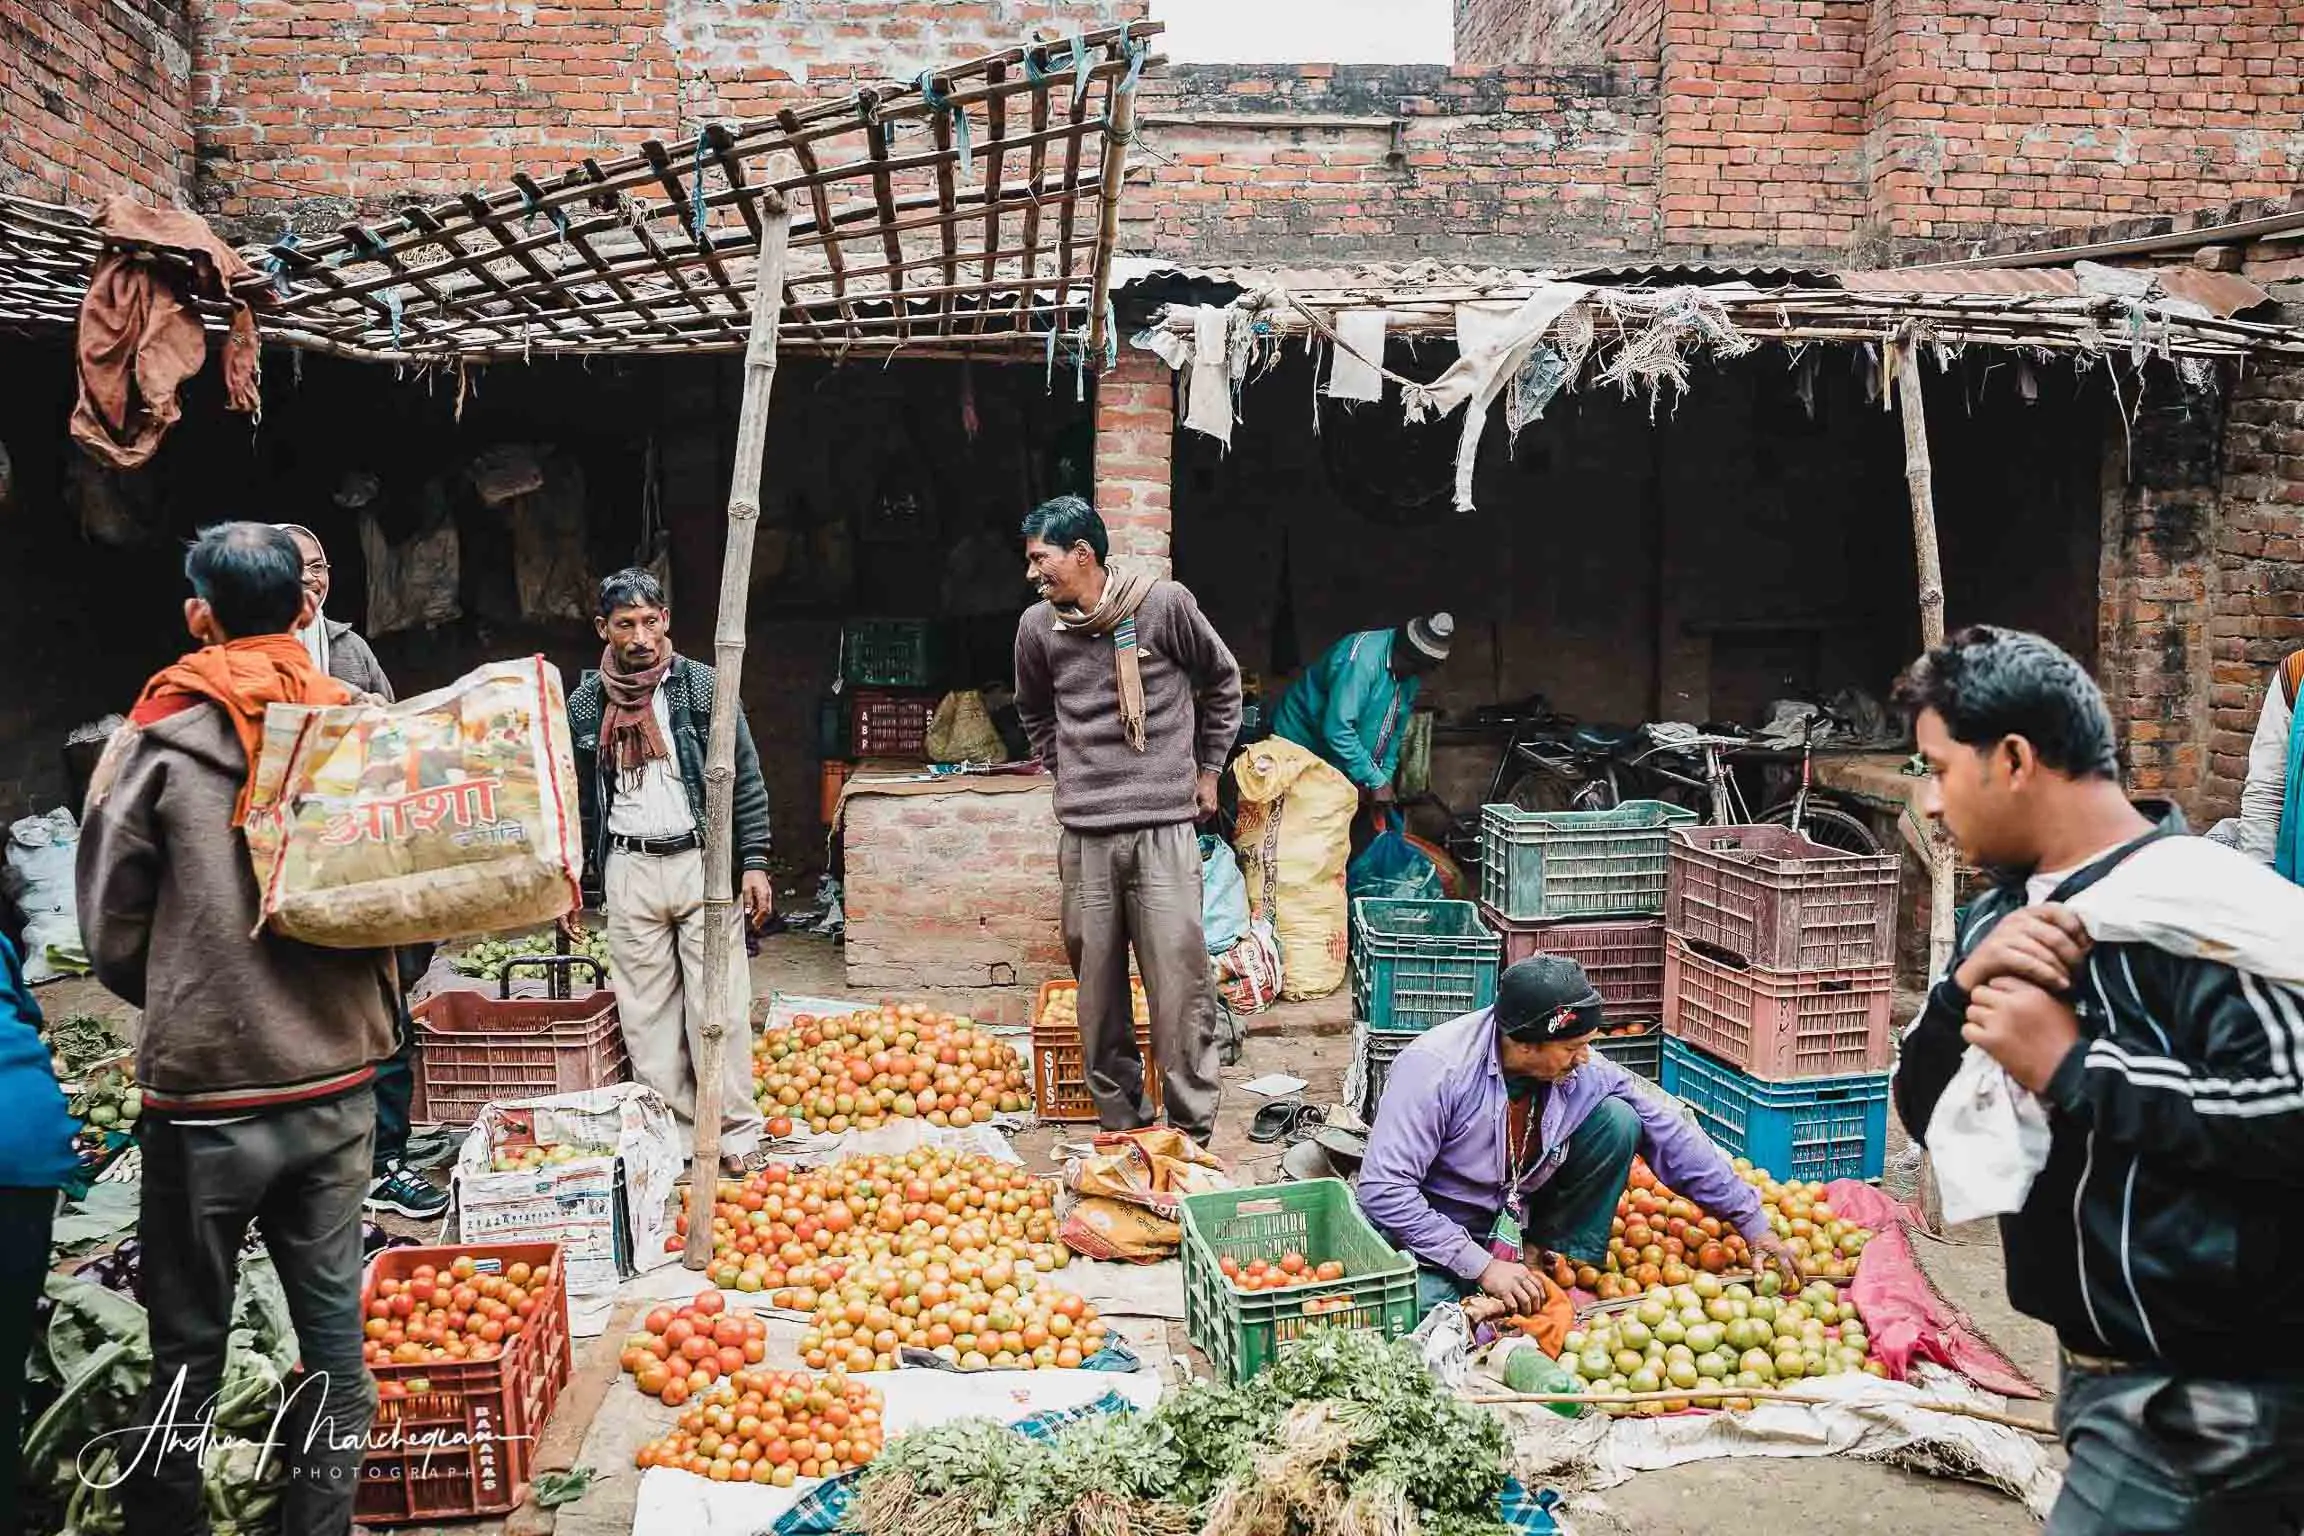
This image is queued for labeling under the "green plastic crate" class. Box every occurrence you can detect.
[1478,801,1698,922]
[1180,1179,1418,1383]
[1349,898,1500,1034]
[840,618,941,689]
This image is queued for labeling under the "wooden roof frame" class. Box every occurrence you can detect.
[0,22,1160,365]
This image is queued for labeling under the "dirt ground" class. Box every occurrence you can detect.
[41,930,2061,1535]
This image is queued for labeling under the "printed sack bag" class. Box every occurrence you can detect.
[244,656,582,947]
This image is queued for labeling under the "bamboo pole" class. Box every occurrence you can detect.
[1896,332,1954,1239]
[1085,30,1141,363]
[684,188,791,1270]
[1467,1388,2056,1439]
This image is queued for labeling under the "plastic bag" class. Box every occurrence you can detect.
[1213,919,1283,1016]
[242,656,583,948]
[3,808,88,982]
[926,689,1007,764]
[1231,738,1356,1000]
[1348,810,1444,901]
[1200,834,1251,954]
[1920,1046,2053,1226]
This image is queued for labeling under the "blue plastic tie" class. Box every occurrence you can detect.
[1022,42,1048,87]
[383,284,403,348]
[1068,33,1092,110]
[916,70,975,186]
[1121,34,1150,95]
[690,134,712,241]
[265,230,302,301]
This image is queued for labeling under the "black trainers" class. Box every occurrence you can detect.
[366,1159,450,1220]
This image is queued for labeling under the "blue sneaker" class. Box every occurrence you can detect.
[365,1158,449,1220]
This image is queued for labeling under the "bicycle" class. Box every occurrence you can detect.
[1627,715,1880,853]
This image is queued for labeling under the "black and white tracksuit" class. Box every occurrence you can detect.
[1896,819,2304,1534]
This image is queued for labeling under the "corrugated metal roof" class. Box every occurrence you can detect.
[1564,260,1831,285]
[1839,264,2269,318]
[1110,257,1564,293]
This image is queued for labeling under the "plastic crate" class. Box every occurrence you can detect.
[355,1240,573,1525]
[411,985,630,1126]
[1666,824,1901,971]
[1349,898,1500,1033]
[1660,1035,1889,1184]
[1358,1026,1421,1121]
[1664,936,1893,1080]
[1031,978,1156,1122]
[1478,801,1698,923]
[1487,911,1666,1021]
[841,618,940,689]
[1591,1020,1663,1081]
[1180,1179,1418,1383]
[849,689,937,760]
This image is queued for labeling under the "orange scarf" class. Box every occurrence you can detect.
[129,634,353,824]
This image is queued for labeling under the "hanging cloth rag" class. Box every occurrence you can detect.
[1324,309,1388,402]
[1402,283,1588,512]
[71,196,264,471]
[1182,305,1236,447]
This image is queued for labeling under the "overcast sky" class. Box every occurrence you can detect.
[1150,0,1454,64]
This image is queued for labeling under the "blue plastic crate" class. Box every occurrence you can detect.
[1349,898,1500,1034]
[1660,1035,1888,1183]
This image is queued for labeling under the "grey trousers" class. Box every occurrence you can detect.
[1060,821,1222,1143]
[128,1093,379,1536]
[2049,1360,2304,1534]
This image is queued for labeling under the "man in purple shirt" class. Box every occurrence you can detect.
[1358,956,1801,1317]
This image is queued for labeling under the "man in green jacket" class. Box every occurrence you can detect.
[1273,613,1453,802]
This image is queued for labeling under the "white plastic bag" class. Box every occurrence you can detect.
[3,808,87,982]
[1922,1047,2053,1226]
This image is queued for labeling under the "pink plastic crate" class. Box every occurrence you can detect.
[1666,824,1900,971]
[1486,910,1666,1021]
[1664,936,1893,1081]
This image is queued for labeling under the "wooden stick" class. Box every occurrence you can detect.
[683,188,790,1270]
[1086,30,1140,362]
[1468,1387,2056,1438]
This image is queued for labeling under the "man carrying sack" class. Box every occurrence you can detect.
[1013,496,1242,1146]
[568,568,771,1175]
[77,523,392,1536]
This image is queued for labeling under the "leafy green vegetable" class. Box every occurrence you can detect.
[533,1466,598,1507]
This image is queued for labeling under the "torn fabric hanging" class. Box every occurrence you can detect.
[1184,304,1235,448]
[1324,309,1388,402]
[1400,283,1588,513]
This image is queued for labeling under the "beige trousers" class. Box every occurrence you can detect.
[603,847,763,1155]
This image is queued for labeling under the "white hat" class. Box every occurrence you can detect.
[1406,612,1455,661]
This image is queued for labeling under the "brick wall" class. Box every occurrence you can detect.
[1864,0,2304,247]
[2205,360,2304,821]
[840,782,1063,1010]
[1127,63,1661,264]
[1094,350,1174,573]
[1,0,195,204]
[192,0,1139,233]
[2099,380,2227,808]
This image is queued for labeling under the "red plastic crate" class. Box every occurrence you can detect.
[410,987,630,1126]
[1665,824,1900,971]
[1663,936,1893,1081]
[1031,979,1157,1121]
[849,689,937,760]
[355,1241,573,1525]
[1485,910,1666,1021]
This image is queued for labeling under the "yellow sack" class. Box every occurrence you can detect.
[244,656,583,947]
[1231,738,1356,1000]
[926,689,1007,765]
[1060,1196,1178,1263]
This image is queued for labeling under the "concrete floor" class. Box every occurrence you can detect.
[39,931,2059,1535]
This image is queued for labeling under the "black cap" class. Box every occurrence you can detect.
[1495,955,1607,1042]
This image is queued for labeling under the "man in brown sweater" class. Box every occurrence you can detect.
[1014,497,1241,1143]
[78,522,393,1536]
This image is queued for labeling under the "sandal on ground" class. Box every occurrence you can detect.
[1249,1098,1306,1143]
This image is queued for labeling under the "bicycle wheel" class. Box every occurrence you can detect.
[1759,798,1881,854]
[1503,769,1616,815]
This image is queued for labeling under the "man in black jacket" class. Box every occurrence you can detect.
[568,568,771,1173]
[1892,626,2304,1535]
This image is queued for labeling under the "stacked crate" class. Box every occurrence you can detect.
[1473,802,1696,1080]
[1349,898,1499,1120]
[839,618,941,764]
[1660,824,1901,1181]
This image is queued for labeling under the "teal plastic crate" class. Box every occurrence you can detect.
[1660,1035,1888,1183]
[1478,801,1698,923]
[840,618,940,689]
[1180,1179,1417,1383]
[1350,898,1500,1033]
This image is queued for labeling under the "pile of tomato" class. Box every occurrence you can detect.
[619,1289,770,1404]
[675,1148,1068,1293]
[1216,1252,1348,1292]
[1552,1158,1874,1301]
[751,1003,1030,1136]
[361,1253,549,1369]
[633,1369,885,1485]
[795,1255,1109,1373]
